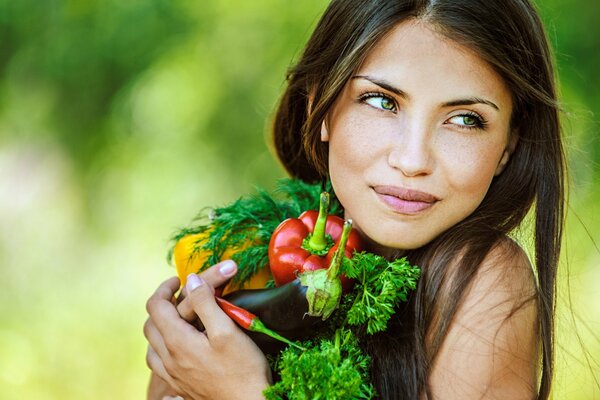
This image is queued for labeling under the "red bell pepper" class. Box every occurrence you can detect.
[268,192,364,290]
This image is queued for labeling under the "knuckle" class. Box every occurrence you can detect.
[162,356,177,375]
[178,301,201,324]
[145,295,159,314]
[145,350,154,370]
[190,284,212,305]
[176,299,193,318]
[162,338,177,355]
[146,346,162,373]
[163,333,185,356]
[142,319,151,339]
[209,328,234,349]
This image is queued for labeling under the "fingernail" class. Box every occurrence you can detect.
[186,274,204,292]
[219,260,236,276]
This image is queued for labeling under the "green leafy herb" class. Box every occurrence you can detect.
[264,253,420,399]
[343,252,421,334]
[265,328,375,400]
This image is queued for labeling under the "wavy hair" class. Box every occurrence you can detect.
[272,0,565,398]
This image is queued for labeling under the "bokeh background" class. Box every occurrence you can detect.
[0,0,598,398]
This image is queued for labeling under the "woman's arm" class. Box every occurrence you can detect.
[144,262,272,400]
[427,239,539,399]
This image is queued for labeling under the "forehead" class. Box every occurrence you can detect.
[356,20,512,109]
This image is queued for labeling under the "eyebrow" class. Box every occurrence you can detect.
[352,75,500,111]
[443,98,499,111]
[352,75,409,98]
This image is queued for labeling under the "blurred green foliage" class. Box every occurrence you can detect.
[0,0,598,398]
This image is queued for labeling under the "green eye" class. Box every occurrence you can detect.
[365,96,396,112]
[462,115,477,126]
[448,114,484,129]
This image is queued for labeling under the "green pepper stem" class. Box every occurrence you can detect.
[326,219,352,281]
[250,319,306,351]
[308,192,330,252]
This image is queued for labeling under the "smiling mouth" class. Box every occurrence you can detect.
[372,185,439,214]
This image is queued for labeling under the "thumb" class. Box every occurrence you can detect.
[185,274,235,336]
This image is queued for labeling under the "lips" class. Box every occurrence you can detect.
[372,185,439,214]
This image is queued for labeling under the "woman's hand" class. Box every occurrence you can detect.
[144,261,272,400]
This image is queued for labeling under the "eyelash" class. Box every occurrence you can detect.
[358,91,397,113]
[450,111,488,131]
[358,91,488,131]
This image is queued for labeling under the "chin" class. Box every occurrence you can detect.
[363,229,435,255]
[385,238,430,251]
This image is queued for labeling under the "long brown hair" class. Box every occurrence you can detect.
[272,0,564,398]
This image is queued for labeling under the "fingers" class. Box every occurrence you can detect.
[180,260,238,298]
[144,317,169,361]
[156,276,181,300]
[146,277,202,341]
[185,274,237,343]
[175,297,197,323]
[177,260,238,322]
[146,344,172,384]
[201,259,238,289]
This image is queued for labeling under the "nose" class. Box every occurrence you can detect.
[387,118,433,177]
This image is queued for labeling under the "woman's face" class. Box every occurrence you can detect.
[323,20,514,256]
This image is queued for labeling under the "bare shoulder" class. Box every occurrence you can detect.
[428,237,539,399]
[443,237,536,327]
[474,236,537,306]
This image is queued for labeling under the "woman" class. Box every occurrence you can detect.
[144,0,564,398]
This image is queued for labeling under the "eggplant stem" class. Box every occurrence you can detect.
[327,219,352,281]
[308,192,330,251]
[250,319,306,351]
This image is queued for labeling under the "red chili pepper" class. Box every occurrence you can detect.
[215,297,305,350]
[268,192,363,289]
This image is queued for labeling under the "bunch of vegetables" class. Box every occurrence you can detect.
[169,179,420,399]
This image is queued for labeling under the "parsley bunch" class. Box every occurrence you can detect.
[265,329,374,400]
[265,251,420,399]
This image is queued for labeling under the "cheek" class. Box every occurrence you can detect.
[327,114,385,224]
[327,115,380,178]
[438,137,505,209]
[327,128,364,211]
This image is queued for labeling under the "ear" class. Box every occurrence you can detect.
[307,87,329,142]
[494,130,518,176]
[321,120,329,142]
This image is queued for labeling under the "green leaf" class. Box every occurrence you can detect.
[264,329,375,400]
[342,252,421,335]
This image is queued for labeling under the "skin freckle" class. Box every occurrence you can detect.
[324,20,513,252]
